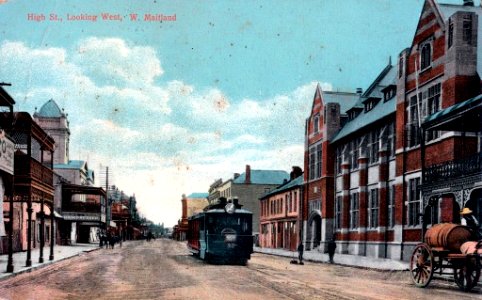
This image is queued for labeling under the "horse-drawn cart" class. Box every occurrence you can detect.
[410,223,482,292]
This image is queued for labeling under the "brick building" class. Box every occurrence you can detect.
[208,165,289,241]
[259,167,303,251]
[303,0,482,261]
[175,193,209,241]
[303,87,359,250]
[395,0,482,260]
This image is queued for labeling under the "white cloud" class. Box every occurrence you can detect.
[0,38,331,227]
[73,37,163,86]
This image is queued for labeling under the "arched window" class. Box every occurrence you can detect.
[420,43,431,70]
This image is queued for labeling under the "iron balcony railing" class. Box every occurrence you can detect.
[423,152,482,184]
[62,201,102,213]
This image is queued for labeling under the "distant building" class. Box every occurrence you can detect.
[34,100,105,245]
[175,193,209,241]
[259,167,303,251]
[208,165,290,241]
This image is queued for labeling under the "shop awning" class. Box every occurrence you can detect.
[423,94,482,132]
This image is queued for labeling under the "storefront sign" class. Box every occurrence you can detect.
[62,213,100,221]
[0,130,14,175]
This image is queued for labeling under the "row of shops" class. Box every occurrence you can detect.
[0,86,144,272]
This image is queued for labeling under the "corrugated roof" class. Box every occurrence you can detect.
[187,193,209,199]
[331,65,396,143]
[37,99,64,118]
[233,169,289,185]
[437,2,482,76]
[260,175,303,199]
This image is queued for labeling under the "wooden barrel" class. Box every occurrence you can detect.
[425,223,472,252]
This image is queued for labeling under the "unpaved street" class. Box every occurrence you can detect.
[0,239,480,300]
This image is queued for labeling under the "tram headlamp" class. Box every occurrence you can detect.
[225,202,235,214]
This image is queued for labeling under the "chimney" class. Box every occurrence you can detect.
[233,173,240,179]
[290,166,303,180]
[356,88,363,95]
[463,0,474,6]
[245,165,251,184]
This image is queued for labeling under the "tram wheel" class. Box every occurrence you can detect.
[410,243,434,288]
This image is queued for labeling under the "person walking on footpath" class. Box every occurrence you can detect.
[328,235,337,264]
[297,242,304,265]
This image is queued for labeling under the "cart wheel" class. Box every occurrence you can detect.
[410,243,434,288]
[454,259,480,292]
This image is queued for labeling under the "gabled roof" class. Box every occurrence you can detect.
[260,175,303,200]
[233,169,289,185]
[186,193,209,199]
[322,91,360,114]
[331,65,397,143]
[310,84,359,117]
[36,99,64,118]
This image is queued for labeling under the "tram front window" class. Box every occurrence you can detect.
[207,215,251,234]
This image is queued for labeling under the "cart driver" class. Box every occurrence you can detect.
[460,207,481,239]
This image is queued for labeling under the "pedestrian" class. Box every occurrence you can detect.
[460,207,481,239]
[297,242,304,264]
[327,235,337,264]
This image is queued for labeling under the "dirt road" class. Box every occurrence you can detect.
[0,239,480,299]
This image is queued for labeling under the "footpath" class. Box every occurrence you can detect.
[0,243,99,281]
[254,247,409,271]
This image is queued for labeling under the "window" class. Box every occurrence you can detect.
[348,139,359,170]
[384,88,395,102]
[336,147,342,175]
[420,42,432,70]
[349,193,359,229]
[406,94,421,147]
[293,191,297,212]
[426,83,441,141]
[316,144,322,178]
[309,146,316,180]
[406,83,441,147]
[309,200,321,212]
[448,18,454,48]
[408,178,421,226]
[388,185,395,228]
[399,56,404,78]
[368,188,379,229]
[426,198,440,226]
[286,194,291,213]
[335,196,342,230]
[313,115,320,133]
[368,130,379,164]
[309,143,322,180]
[463,15,472,45]
[387,123,395,158]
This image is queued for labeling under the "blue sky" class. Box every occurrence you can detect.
[0,0,470,226]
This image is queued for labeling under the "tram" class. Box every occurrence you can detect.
[187,197,253,265]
